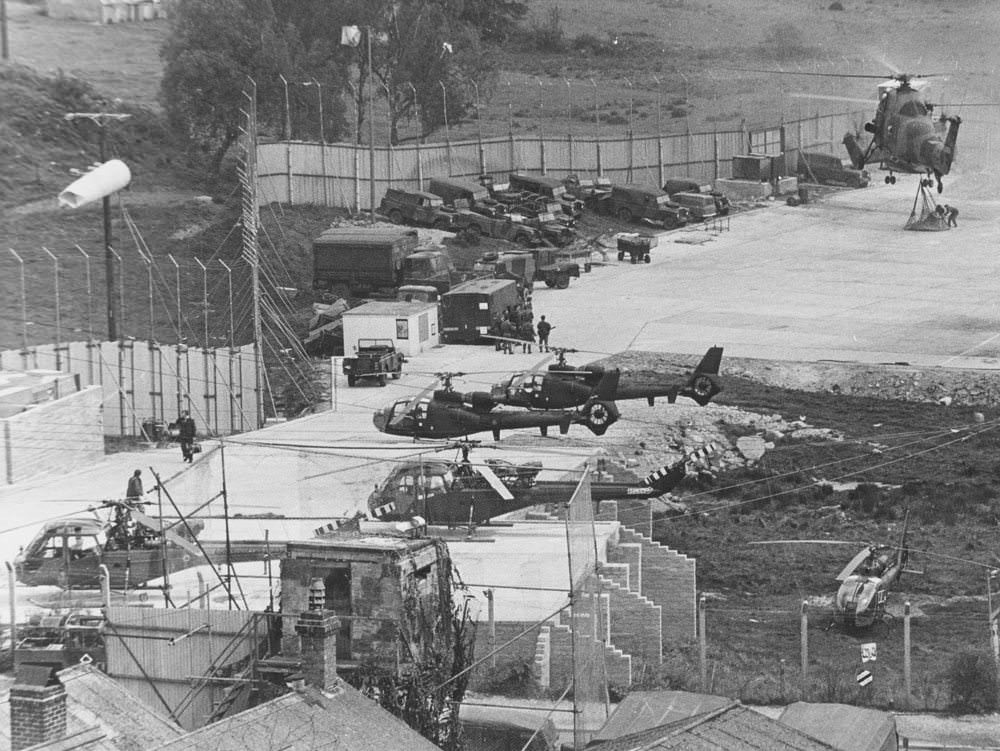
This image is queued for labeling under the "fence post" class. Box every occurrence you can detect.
[800,600,809,696]
[698,594,707,691]
[354,147,361,214]
[656,134,664,188]
[903,601,912,706]
[713,131,719,180]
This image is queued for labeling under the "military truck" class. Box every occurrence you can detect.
[451,205,543,247]
[312,228,453,298]
[378,188,456,229]
[593,184,689,228]
[440,278,523,344]
[427,176,493,208]
[475,249,579,289]
[506,173,584,220]
[342,339,405,386]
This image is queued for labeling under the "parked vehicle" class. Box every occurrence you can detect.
[507,173,584,219]
[440,278,522,344]
[396,285,440,303]
[562,174,613,204]
[526,247,580,288]
[594,184,689,228]
[427,176,493,207]
[312,228,452,298]
[661,178,732,216]
[452,205,543,247]
[342,339,405,386]
[668,191,718,222]
[378,188,456,229]
[796,151,870,188]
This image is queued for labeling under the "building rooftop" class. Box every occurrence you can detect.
[150,682,441,751]
[342,300,436,316]
[778,702,897,751]
[591,690,733,743]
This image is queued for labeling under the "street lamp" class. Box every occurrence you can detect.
[439,80,449,141]
[279,74,291,139]
[407,82,421,142]
[61,112,132,341]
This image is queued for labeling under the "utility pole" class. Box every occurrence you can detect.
[63,112,131,341]
[367,27,376,224]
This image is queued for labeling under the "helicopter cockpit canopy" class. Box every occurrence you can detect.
[899,99,929,118]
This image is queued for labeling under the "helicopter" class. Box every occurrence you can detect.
[367,441,718,526]
[841,72,960,193]
[14,498,268,589]
[14,501,206,589]
[742,67,964,193]
[752,510,915,630]
[372,369,622,441]
[488,345,723,410]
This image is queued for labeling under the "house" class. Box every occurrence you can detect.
[585,702,837,750]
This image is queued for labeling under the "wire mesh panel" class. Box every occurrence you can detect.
[564,469,609,748]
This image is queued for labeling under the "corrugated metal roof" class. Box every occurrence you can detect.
[0,664,183,751]
[779,702,897,751]
[150,682,441,751]
[314,227,417,243]
[588,704,837,751]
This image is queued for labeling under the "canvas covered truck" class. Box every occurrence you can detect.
[440,278,522,344]
[312,227,453,297]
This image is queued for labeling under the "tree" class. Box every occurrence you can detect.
[160,0,349,173]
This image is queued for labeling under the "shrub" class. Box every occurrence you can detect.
[526,7,567,53]
[758,22,816,61]
[946,652,998,712]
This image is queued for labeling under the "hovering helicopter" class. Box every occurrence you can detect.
[842,72,960,193]
[488,345,723,410]
[752,511,916,630]
[744,67,965,193]
[372,369,622,440]
[367,441,717,526]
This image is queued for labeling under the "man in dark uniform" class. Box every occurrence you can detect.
[536,315,552,352]
[945,204,959,227]
[499,316,515,355]
[178,411,197,462]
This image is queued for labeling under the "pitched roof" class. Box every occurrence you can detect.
[0,664,183,751]
[591,691,732,742]
[778,702,897,751]
[587,703,838,751]
[150,681,442,751]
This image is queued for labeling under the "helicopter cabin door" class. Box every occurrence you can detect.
[324,568,352,660]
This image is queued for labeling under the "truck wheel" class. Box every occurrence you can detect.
[644,254,651,264]
[378,374,386,387]
[617,251,625,261]
[347,375,356,387]
[584,263,592,273]
[389,209,404,225]
[616,207,632,222]
[391,371,401,380]
[555,273,570,289]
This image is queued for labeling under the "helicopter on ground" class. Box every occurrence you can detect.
[372,369,622,440]
[367,441,717,526]
[15,498,267,589]
[488,345,723,410]
[752,510,916,631]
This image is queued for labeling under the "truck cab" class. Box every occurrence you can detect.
[342,339,405,386]
[402,250,454,293]
[378,188,456,229]
[599,185,689,228]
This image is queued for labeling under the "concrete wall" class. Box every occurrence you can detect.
[1,385,103,484]
[600,577,662,667]
[618,528,697,643]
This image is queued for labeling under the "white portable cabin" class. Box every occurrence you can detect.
[341,301,439,357]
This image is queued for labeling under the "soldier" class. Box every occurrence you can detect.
[945,204,959,227]
[177,411,197,462]
[499,316,515,354]
[536,315,552,352]
[518,320,535,353]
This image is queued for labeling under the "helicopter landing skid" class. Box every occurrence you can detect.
[904,182,949,232]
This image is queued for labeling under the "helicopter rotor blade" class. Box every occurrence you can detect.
[473,463,515,501]
[748,539,863,546]
[131,508,206,561]
[836,548,875,582]
[790,93,874,104]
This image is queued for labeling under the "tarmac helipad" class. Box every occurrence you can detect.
[3,169,1000,620]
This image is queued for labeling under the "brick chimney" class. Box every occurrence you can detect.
[10,664,67,751]
[294,577,339,692]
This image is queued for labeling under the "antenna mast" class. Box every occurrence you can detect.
[239,78,265,428]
